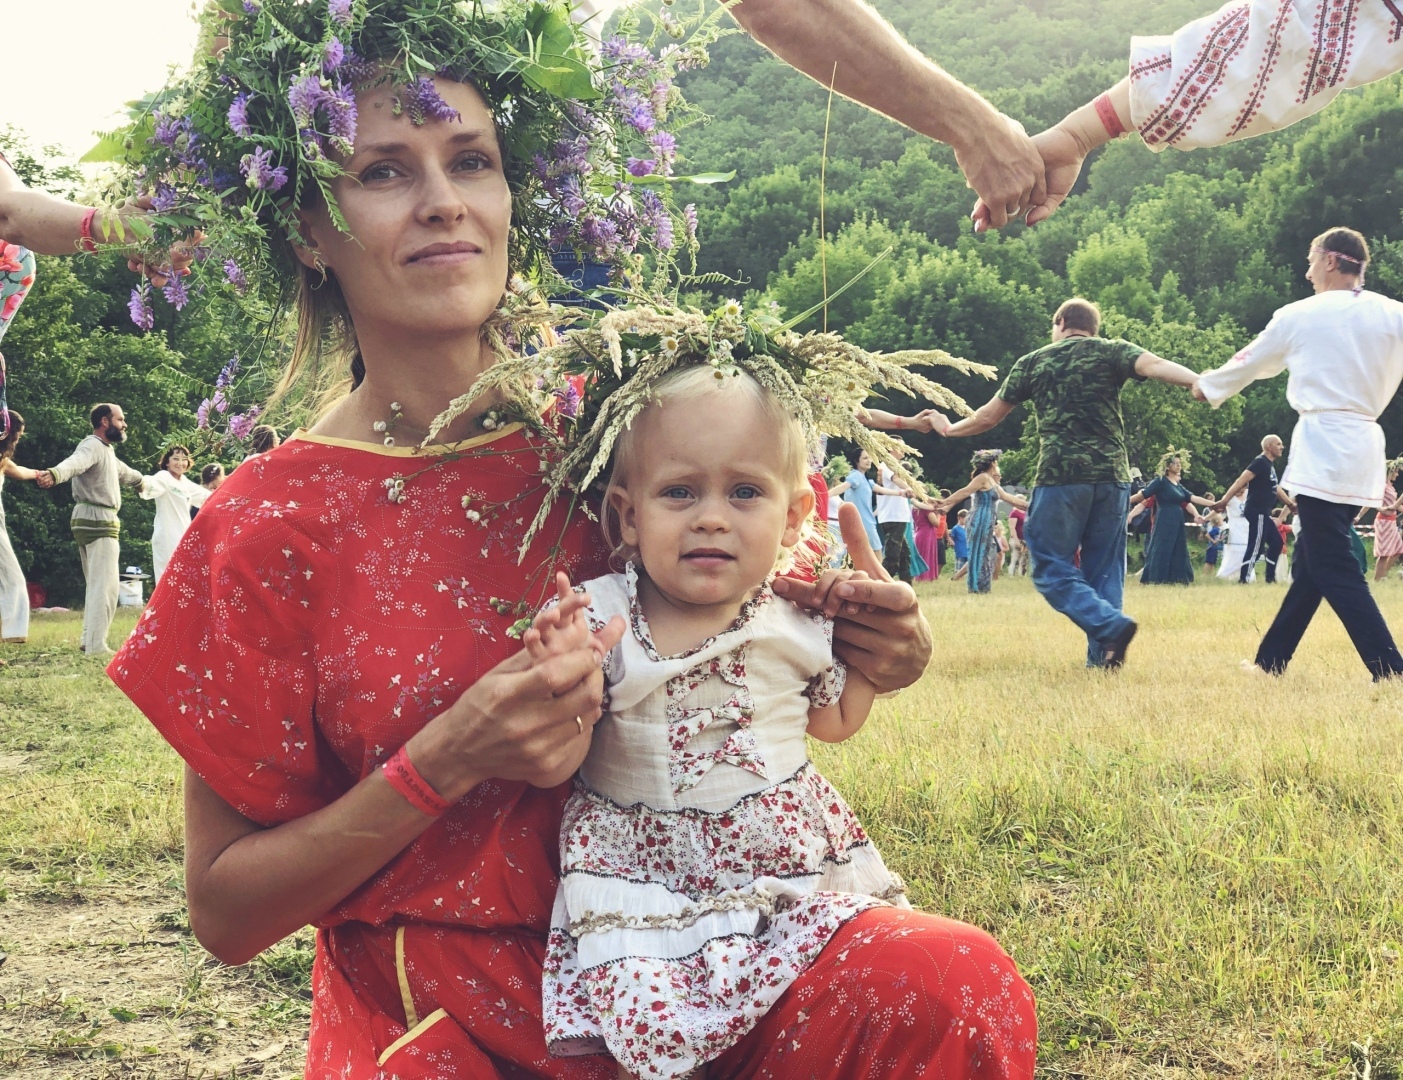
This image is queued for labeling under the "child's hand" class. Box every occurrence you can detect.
[803,568,873,617]
[524,572,598,665]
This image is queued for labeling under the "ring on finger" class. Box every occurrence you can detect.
[574,715,584,735]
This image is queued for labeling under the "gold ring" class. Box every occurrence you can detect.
[574,716,584,735]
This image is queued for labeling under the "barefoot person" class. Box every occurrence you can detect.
[1193,227,1403,680]
[932,298,1200,667]
[102,4,1030,1074]
[1210,435,1296,584]
[36,405,148,656]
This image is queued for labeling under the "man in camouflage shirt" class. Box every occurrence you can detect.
[932,298,1199,667]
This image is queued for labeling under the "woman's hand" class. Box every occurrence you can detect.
[410,613,625,797]
[774,502,932,693]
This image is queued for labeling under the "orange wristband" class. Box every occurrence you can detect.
[381,745,452,817]
[79,208,99,253]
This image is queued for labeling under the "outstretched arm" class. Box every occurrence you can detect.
[933,395,1014,439]
[728,0,1044,230]
[1134,351,1200,388]
[939,474,990,510]
[996,485,1029,510]
[1210,469,1256,511]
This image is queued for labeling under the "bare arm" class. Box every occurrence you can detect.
[727,0,1044,229]
[806,667,878,743]
[1134,351,1200,388]
[938,474,989,509]
[1211,469,1256,510]
[1,459,37,482]
[185,636,622,965]
[828,479,852,497]
[934,396,1014,439]
[996,485,1028,510]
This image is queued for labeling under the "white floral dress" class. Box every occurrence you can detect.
[542,566,907,1078]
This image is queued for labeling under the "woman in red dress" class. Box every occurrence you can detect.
[109,75,1036,1080]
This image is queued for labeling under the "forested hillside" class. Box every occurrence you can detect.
[673,0,1403,490]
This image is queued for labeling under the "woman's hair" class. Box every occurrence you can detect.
[159,444,192,472]
[971,448,1002,475]
[249,425,280,454]
[601,366,811,567]
[1156,446,1191,476]
[0,410,25,464]
[201,462,226,485]
[1313,226,1369,276]
[845,445,871,471]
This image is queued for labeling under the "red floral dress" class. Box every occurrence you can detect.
[109,426,1038,1079]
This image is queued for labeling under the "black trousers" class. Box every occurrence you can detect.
[1239,510,1284,583]
[879,520,912,583]
[1257,495,1403,679]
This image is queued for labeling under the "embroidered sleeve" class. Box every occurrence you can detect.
[1198,310,1292,406]
[1128,0,1403,152]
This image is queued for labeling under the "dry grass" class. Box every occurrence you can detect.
[2,578,1402,1077]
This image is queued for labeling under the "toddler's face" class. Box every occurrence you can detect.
[611,389,811,609]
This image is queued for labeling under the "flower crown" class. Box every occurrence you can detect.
[1157,445,1191,475]
[90,0,728,324]
[422,295,995,559]
[971,448,1002,471]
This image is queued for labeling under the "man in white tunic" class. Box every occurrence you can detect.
[1194,228,1403,679]
[35,404,148,656]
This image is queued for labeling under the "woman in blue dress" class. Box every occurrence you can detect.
[939,449,1028,594]
[1130,448,1213,585]
[828,448,908,559]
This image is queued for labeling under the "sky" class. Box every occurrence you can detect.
[7,1,202,160]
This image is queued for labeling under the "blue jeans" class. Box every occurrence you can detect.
[1024,482,1134,667]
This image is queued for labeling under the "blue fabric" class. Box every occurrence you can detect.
[950,525,969,560]
[842,470,882,551]
[1024,482,1134,667]
[905,519,928,578]
[965,488,998,594]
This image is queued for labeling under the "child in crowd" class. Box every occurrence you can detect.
[950,508,970,571]
[529,367,908,1079]
[1203,511,1224,573]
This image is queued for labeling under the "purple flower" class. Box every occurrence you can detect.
[228,92,252,137]
[288,75,325,128]
[211,389,229,415]
[215,353,241,390]
[150,183,178,212]
[328,0,353,25]
[406,78,461,124]
[196,399,211,429]
[242,0,260,13]
[552,381,581,419]
[162,276,189,311]
[227,409,261,441]
[240,147,288,192]
[683,203,698,242]
[128,285,154,331]
[325,83,357,146]
[547,135,590,175]
[340,49,377,84]
[323,37,345,72]
[626,157,656,177]
[223,258,248,294]
[601,37,652,65]
[651,80,672,115]
[580,215,621,259]
[649,130,677,173]
[556,175,587,219]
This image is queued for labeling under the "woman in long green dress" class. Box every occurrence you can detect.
[1130,449,1213,585]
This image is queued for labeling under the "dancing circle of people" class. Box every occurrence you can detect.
[0,0,1401,1075]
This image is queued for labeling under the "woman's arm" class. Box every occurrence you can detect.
[185,636,621,965]
[1,459,37,482]
[940,475,989,509]
[996,485,1029,510]
[828,480,852,497]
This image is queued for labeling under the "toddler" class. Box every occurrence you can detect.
[527,367,907,1079]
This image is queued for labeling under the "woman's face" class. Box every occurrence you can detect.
[296,78,512,344]
[167,451,190,479]
[856,450,872,472]
[1166,457,1181,477]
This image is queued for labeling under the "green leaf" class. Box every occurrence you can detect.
[519,55,600,100]
[109,1007,138,1023]
[82,118,152,165]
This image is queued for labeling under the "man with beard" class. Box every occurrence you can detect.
[37,404,148,656]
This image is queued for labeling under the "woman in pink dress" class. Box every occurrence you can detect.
[1372,460,1403,581]
[913,501,943,582]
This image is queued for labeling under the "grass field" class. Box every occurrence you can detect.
[2,574,1402,1078]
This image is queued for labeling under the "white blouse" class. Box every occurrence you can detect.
[1198,289,1403,507]
[1129,0,1403,151]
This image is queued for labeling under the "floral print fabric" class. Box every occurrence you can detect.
[542,570,909,1077]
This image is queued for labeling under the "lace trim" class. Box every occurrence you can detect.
[575,760,812,816]
[566,873,908,937]
[624,561,775,662]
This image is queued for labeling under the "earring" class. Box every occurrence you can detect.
[313,252,328,276]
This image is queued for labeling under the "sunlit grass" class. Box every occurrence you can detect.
[4,579,1402,1076]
